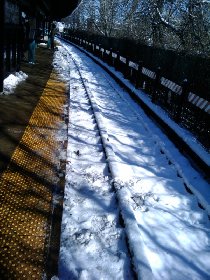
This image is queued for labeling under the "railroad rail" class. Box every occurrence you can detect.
[59,50,136,279]
[58,40,210,279]
[60,35,210,179]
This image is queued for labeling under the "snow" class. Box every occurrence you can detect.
[52,40,210,280]
[61,37,210,211]
[2,71,28,95]
[65,38,209,167]
[57,48,134,279]
[3,38,210,279]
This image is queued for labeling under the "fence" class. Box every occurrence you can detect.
[62,33,210,152]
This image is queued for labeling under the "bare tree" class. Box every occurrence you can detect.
[63,0,210,56]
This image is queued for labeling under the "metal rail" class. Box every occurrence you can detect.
[60,36,210,180]
[61,40,210,278]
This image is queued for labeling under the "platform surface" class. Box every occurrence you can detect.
[0,46,67,279]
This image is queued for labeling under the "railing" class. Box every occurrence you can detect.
[62,34,210,152]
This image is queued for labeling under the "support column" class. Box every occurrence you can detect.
[12,29,17,68]
[0,0,5,93]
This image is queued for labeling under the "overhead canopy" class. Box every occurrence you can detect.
[19,0,79,20]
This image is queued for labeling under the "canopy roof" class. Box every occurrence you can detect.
[19,0,79,20]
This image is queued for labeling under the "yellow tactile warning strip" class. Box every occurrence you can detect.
[0,71,67,279]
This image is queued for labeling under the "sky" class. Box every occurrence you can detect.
[2,39,210,280]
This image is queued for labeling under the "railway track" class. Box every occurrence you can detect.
[58,51,135,279]
[57,41,210,280]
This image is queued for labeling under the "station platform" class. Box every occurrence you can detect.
[0,45,67,279]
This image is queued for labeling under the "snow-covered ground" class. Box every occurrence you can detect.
[55,49,134,280]
[3,39,209,280]
[52,40,210,280]
[65,38,210,168]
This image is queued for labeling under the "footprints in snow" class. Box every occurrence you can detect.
[65,215,121,248]
[131,192,159,212]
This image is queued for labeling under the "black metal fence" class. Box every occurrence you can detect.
[62,33,210,152]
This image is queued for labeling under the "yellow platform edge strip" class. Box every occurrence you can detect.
[0,71,66,279]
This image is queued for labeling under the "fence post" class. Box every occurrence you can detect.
[104,49,108,63]
[124,57,130,79]
[91,41,94,54]
[83,39,85,48]
[97,44,100,57]
[101,47,104,60]
[115,51,120,71]
[109,48,112,66]
[176,79,189,123]
[85,38,88,51]
[152,67,161,103]
[135,61,143,89]
[98,44,101,58]
[88,41,91,52]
